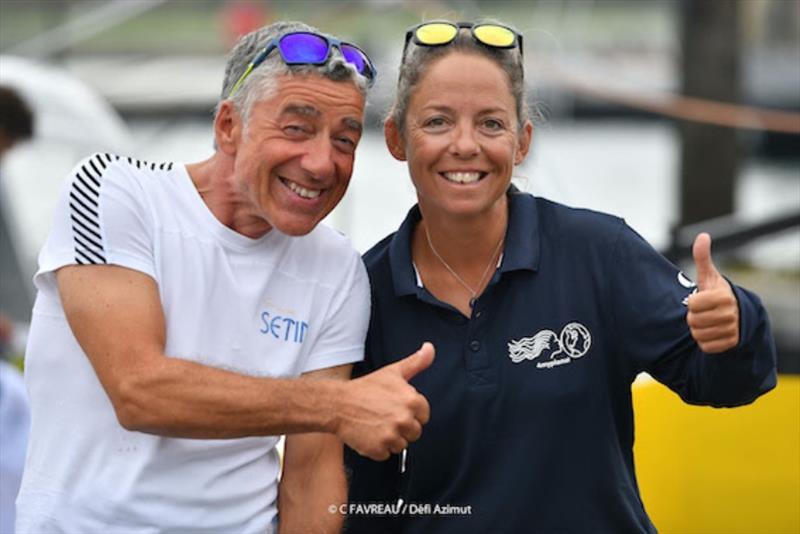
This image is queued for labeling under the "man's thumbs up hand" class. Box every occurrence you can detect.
[335,343,434,461]
[686,233,740,353]
[392,342,435,381]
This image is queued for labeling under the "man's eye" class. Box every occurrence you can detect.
[284,125,307,135]
[334,137,357,153]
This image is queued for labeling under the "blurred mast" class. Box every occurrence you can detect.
[679,0,740,226]
[7,0,165,59]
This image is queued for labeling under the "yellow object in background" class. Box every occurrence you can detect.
[633,374,800,534]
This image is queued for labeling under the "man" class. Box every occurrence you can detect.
[0,85,34,534]
[16,21,433,534]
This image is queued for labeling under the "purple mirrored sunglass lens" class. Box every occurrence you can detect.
[279,33,329,63]
[340,45,368,74]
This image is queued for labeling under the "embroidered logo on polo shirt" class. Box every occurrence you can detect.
[508,322,592,369]
[678,271,698,306]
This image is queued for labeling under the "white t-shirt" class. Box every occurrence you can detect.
[16,153,369,533]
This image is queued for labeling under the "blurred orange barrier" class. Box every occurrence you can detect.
[537,61,800,134]
[633,374,800,534]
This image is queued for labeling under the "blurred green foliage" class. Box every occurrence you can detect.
[1,0,677,57]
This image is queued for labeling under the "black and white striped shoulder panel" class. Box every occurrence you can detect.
[69,153,174,265]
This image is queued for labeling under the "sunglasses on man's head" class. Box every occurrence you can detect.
[403,21,523,61]
[228,31,377,98]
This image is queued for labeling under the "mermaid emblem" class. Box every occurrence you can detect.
[508,322,592,364]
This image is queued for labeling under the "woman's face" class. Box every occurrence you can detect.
[387,51,531,219]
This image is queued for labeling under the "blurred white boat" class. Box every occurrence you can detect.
[0,55,132,322]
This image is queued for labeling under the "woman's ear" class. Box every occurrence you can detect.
[384,117,407,162]
[514,120,533,165]
[214,100,242,156]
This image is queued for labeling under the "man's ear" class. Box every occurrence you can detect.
[214,100,242,156]
[514,120,533,165]
[384,117,407,162]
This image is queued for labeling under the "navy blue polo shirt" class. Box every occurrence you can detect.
[345,191,776,534]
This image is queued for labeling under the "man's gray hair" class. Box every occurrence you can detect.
[389,23,529,134]
[218,21,369,124]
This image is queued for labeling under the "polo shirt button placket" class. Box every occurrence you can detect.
[465,303,493,385]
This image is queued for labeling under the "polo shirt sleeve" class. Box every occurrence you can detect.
[299,250,369,373]
[608,222,777,407]
[34,153,156,297]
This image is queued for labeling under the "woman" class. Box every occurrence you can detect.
[345,21,776,533]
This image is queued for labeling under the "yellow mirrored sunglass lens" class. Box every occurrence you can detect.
[416,23,458,45]
[474,25,515,47]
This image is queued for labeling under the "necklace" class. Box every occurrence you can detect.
[424,224,505,308]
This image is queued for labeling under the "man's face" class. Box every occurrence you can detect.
[231,74,365,236]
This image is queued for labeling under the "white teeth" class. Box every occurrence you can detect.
[286,180,321,199]
[443,172,482,184]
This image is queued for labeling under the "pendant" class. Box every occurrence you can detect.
[469,297,477,308]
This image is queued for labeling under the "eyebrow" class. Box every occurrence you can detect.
[425,104,510,116]
[280,105,362,133]
[281,104,320,118]
[424,104,455,114]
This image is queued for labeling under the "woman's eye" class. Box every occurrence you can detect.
[483,118,505,130]
[423,116,448,129]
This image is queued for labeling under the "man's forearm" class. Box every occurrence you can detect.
[58,264,347,439]
[113,354,347,438]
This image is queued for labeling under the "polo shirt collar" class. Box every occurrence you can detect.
[501,190,541,273]
[388,189,541,298]
[388,204,422,297]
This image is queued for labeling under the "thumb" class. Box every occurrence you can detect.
[692,232,719,290]
[394,342,435,381]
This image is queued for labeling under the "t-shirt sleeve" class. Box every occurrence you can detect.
[34,153,156,296]
[299,249,370,373]
[608,222,777,407]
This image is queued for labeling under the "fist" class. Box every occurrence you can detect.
[686,233,739,353]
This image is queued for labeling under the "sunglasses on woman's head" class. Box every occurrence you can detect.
[228,31,377,98]
[402,21,523,61]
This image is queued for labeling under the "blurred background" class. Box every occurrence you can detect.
[0,1,798,533]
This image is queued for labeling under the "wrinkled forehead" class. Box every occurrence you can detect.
[257,73,366,123]
[279,70,366,104]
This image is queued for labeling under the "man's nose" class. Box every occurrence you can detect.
[300,135,336,181]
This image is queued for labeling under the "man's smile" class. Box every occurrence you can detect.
[280,176,323,199]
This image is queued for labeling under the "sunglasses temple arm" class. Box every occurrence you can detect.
[228,63,254,98]
[227,42,276,98]
[399,32,414,65]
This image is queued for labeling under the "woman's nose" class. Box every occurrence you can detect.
[448,124,480,158]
